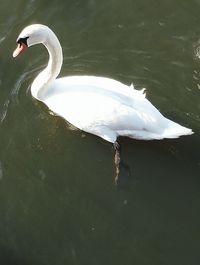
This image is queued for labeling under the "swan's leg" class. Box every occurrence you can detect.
[114,141,121,185]
[113,141,131,186]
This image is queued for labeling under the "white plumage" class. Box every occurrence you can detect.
[13,24,193,144]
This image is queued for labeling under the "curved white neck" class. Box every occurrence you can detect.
[31,30,63,100]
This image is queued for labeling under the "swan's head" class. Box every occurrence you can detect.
[13,24,51,58]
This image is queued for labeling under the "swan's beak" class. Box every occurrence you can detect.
[13,43,27,58]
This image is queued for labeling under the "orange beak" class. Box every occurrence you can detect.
[13,42,27,58]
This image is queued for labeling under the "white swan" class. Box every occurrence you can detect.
[13,24,193,182]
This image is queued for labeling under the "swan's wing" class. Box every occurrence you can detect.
[41,76,193,142]
[43,88,166,141]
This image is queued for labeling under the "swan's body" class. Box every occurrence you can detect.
[13,24,193,144]
[33,75,192,143]
[13,24,193,183]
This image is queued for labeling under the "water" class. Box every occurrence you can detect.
[0,0,200,264]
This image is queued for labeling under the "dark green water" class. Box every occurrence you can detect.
[0,0,200,264]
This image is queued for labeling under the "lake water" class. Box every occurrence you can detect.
[0,0,200,264]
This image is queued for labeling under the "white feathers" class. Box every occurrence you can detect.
[14,24,193,143]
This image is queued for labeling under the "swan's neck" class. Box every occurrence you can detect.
[31,31,63,100]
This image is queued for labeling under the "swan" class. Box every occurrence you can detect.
[13,24,193,183]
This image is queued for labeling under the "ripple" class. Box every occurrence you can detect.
[0,99,10,123]
[10,66,42,104]
[38,169,46,181]
[195,46,200,60]
[193,38,200,60]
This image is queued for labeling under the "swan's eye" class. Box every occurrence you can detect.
[17,37,29,47]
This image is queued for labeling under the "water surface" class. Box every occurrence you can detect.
[0,1,200,264]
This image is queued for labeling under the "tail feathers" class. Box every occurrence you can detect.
[162,120,193,139]
[119,121,193,141]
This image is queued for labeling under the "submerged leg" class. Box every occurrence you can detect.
[113,141,122,185]
[113,140,131,186]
